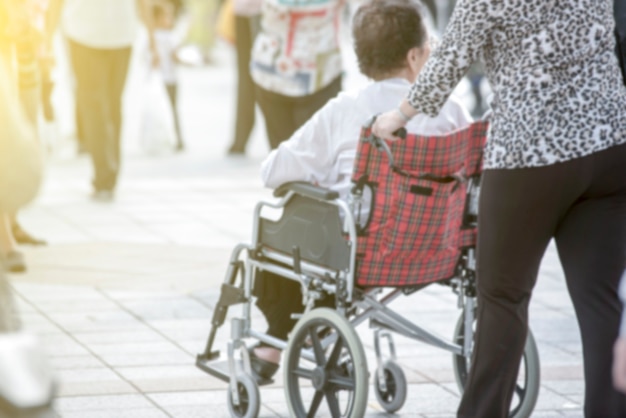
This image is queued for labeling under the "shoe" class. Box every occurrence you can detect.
[0,251,26,273]
[91,190,114,202]
[248,346,279,384]
[12,223,47,246]
[227,145,245,156]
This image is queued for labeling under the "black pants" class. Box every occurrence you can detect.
[253,270,334,340]
[255,76,342,149]
[229,16,257,153]
[458,143,626,417]
[69,40,131,192]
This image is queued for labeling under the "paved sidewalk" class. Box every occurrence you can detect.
[8,43,586,417]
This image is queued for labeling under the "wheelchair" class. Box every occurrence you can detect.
[196,120,541,418]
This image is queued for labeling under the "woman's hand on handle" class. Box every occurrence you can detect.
[372,99,418,141]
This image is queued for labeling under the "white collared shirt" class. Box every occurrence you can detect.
[261,78,472,200]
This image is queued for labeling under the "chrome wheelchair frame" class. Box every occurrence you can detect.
[196,177,540,418]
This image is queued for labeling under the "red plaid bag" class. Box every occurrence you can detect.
[352,121,488,287]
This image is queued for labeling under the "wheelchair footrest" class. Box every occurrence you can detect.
[195,357,275,386]
[196,357,231,383]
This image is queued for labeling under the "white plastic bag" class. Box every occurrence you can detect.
[140,71,176,154]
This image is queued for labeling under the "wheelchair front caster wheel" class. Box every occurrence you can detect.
[284,308,369,418]
[373,360,407,413]
[227,374,260,418]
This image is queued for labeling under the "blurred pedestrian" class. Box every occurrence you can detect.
[61,0,156,201]
[226,0,261,156]
[372,0,626,416]
[0,0,53,272]
[250,0,347,149]
[151,0,185,151]
[184,0,219,64]
[0,39,44,275]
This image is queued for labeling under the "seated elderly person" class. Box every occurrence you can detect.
[250,0,472,380]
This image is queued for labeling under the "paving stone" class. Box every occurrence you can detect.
[98,351,193,367]
[73,330,165,345]
[86,341,184,356]
[54,394,153,412]
[57,408,168,418]
[48,355,106,370]
[57,380,138,397]
[120,298,212,321]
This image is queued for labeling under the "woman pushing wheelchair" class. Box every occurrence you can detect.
[250,0,471,382]
[373,0,626,416]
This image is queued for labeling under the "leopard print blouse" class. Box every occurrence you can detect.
[408,0,626,169]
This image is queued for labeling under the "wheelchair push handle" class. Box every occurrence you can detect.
[364,115,407,140]
[361,116,467,185]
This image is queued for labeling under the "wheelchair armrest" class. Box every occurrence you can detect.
[273,181,340,201]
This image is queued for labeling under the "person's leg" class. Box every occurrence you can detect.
[251,269,305,370]
[253,270,305,341]
[554,144,626,417]
[0,269,20,332]
[228,16,255,154]
[458,163,584,417]
[69,40,114,194]
[104,46,132,192]
[0,214,25,273]
[165,83,184,150]
[255,85,298,149]
[67,36,86,153]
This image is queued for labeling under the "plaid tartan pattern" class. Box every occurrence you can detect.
[352,121,488,287]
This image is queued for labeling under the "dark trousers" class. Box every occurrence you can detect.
[165,83,183,148]
[229,16,256,153]
[253,270,334,340]
[255,76,342,149]
[69,40,131,192]
[458,143,626,417]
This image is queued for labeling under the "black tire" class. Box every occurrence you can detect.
[226,373,260,418]
[452,311,540,418]
[284,308,368,418]
[373,360,407,413]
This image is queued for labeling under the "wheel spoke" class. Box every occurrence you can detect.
[306,390,324,418]
[514,383,526,399]
[328,373,355,390]
[326,336,344,369]
[309,327,326,366]
[324,388,341,417]
[292,367,314,380]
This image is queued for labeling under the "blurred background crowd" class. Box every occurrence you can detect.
[0,0,484,275]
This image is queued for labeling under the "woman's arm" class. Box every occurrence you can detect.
[373,0,497,139]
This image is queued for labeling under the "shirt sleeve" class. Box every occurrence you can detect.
[408,0,498,116]
[260,99,339,189]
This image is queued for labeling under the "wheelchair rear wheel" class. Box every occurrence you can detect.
[227,373,260,418]
[284,308,369,418]
[373,360,407,413]
[452,311,540,418]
